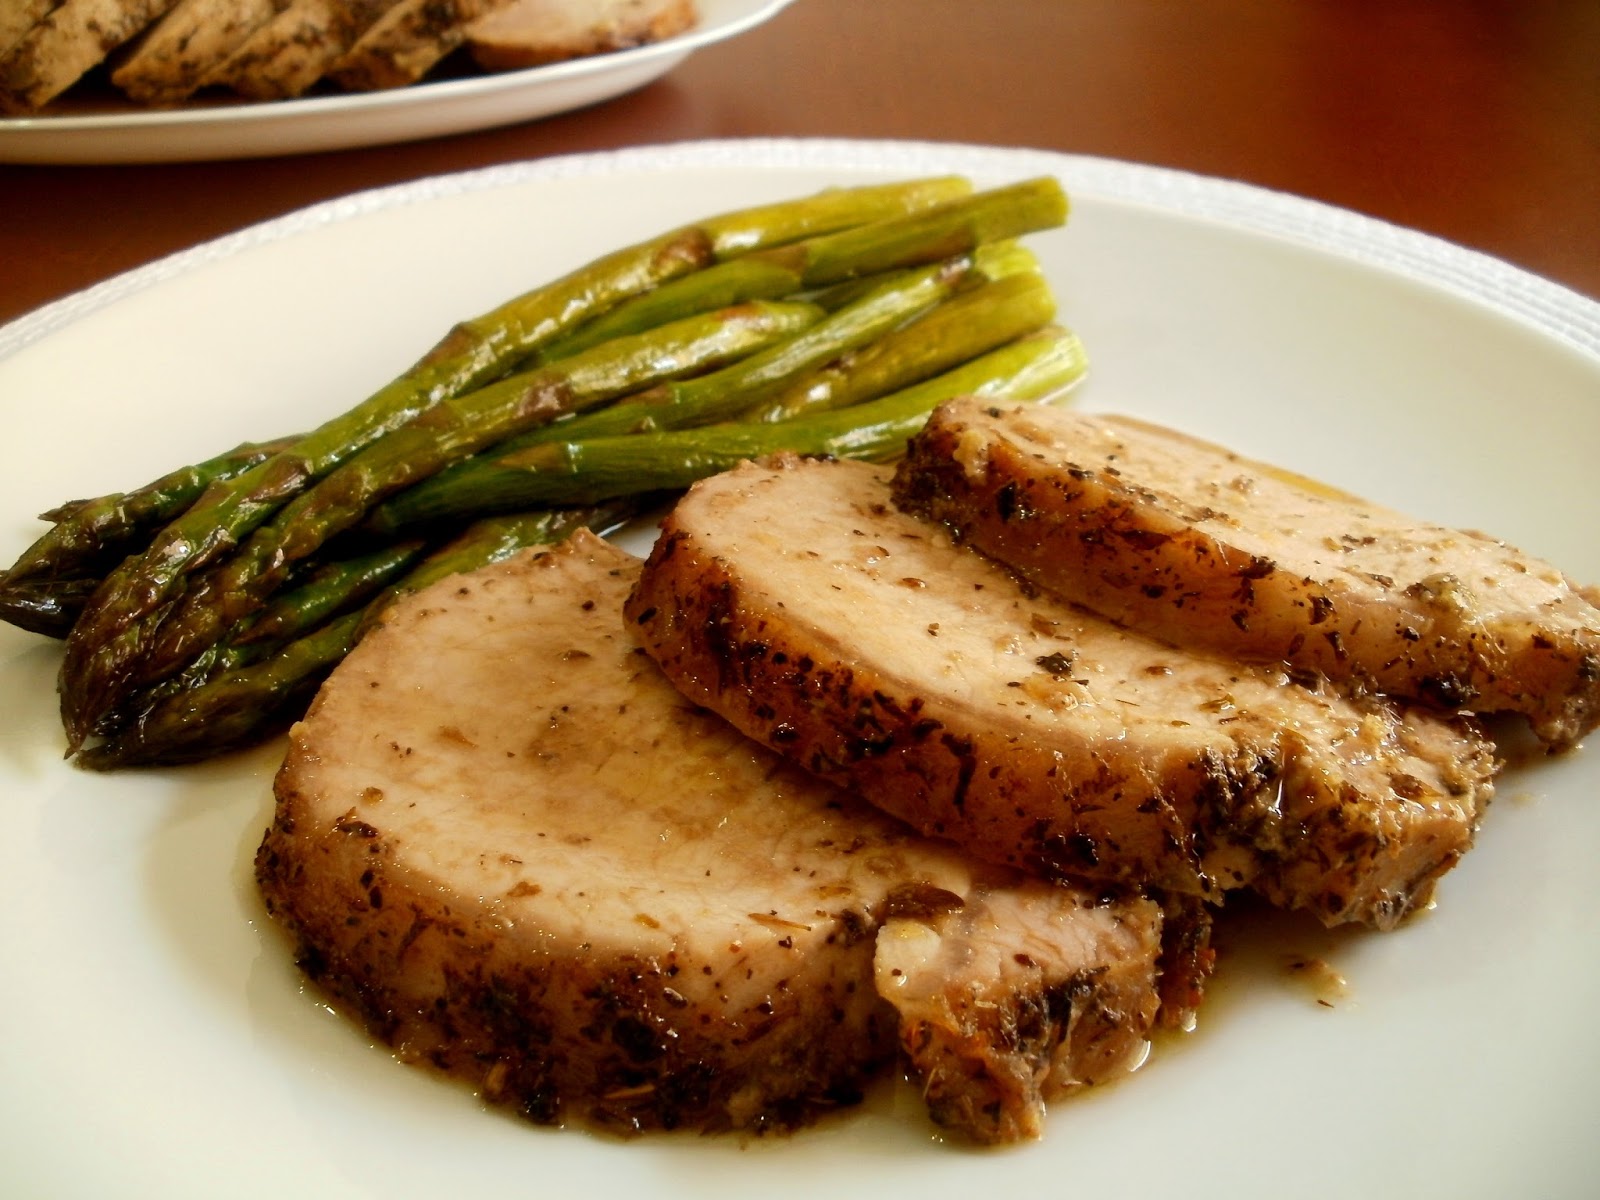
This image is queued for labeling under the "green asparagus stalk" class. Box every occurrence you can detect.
[3,532,423,648]
[233,538,429,647]
[771,176,1065,286]
[531,177,1063,364]
[0,577,98,639]
[59,178,967,748]
[84,538,430,740]
[348,498,653,639]
[535,264,965,436]
[742,247,1044,423]
[534,257,811,362]
[131,300,821,699]
[373,267,1057,532]
[501,176,974,367]
[80,502,641,769]
[694,176,972,257]
[377,327,1086,515]
[83,612,364,769]
[2,436,299,590]
[559,240,1049,437]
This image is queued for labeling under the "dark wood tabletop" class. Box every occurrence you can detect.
[3,0,1598,330]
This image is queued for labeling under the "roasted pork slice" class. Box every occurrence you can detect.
[0,0,178,112]
[207,0,402,98]
[892,399,1600,748]
[327,0,512,90]
[626,456,1495,929]
[878,885,1166,1143]
[466,0,697,72]
[110,0,286,104]
[259,530,1175,1141]
[0,0,61,60]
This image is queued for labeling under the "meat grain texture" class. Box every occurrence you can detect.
[626,456,1496,930]
[893,399,1600,748]
[259,532,1180,1142]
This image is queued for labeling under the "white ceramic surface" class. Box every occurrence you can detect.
[1,140,1597,1200]
[0,0,793,163]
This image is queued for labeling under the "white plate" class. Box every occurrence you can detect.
[2,139,1597,1200]
[0,0,793,164]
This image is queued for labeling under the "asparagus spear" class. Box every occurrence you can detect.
[58,178,963,749]
[533,257,811,362]
[378,327,1086,515]
[530,264,966,436]
[81,502,641,769]
[777,176,1065,285]
[1,436,298,591]
[83,538,430,740]
[233,538,428,647]
[375,267,1056,531]
[532,177,1063,364]
[0,577,98,639]
[130,300,822,701]
[694,176,972,257]
[742,247,1044,423]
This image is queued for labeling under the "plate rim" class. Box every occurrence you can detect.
[4,137,1596,364]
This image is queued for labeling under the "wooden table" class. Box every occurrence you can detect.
[3,0,1598,329]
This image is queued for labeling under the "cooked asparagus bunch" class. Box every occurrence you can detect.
[0,174,1082,767]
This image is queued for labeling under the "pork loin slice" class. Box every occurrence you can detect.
[259,530,1172,1140]
[207,0,402,98]
[327,0,513,90]
[0,0,177,112]
[626,457,1495,929]
[893,399,1600,748]
[878,885,1167,1143]
[110,0,285,104]
[466,0,697,72]
[0,0,61,61]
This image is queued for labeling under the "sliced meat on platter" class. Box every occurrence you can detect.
[258,531,1182,1142]
[0,0,62,60]
[327,0,514,91]
[200,0,405,100]
[626,456,1495,930]
[109,0,285,104]
[466,0,699,72]
[892,399,1600,748]
[0,0,179,112]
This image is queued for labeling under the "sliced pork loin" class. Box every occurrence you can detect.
[259,531,1179,1142]
[110,0,285,104]
[0,0,62,60]
[626,456,1496,930]
[0,0,178,112]
[327,0,513,90]
[893,399,1600,748]
[206,0,402,99]
[466,0,697,72]
[878,886,1193,1142]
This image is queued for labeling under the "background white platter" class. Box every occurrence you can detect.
[1,139,1596,1199]
[0,0,794,164]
